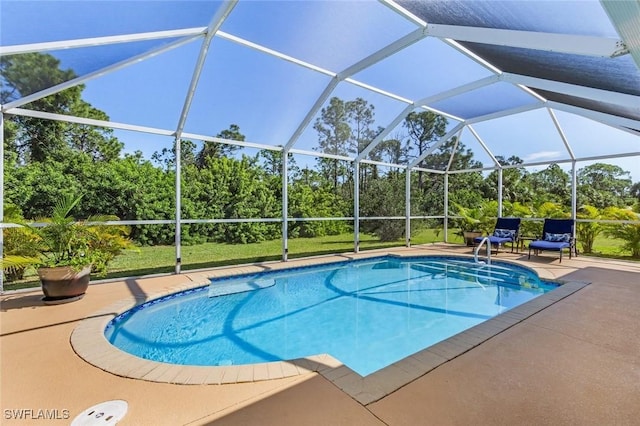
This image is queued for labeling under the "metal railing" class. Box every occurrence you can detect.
[474,236,492,265]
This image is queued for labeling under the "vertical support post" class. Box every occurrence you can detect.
[571,160,577,219]
[174,137,182,274]
[354,161,360,253]
[498,168,503,217]
[282,151,289,261]
[571,161,578,256]
[405,167,411,247]
[444,173,449,243]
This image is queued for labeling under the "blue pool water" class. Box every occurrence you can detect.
[106,256,557,376]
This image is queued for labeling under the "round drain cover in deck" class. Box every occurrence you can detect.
[71,400,128,425]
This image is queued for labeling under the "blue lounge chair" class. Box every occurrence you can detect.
[528,218,577,263]
[474,217,521,254]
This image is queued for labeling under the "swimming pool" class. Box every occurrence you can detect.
[105,256,557,376]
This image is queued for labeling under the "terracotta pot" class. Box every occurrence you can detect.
[38,265,91,304]
[463,231,483,247]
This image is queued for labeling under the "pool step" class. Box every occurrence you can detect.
[421,265,508,284]
[208,278,275,298]
[433,259,516,274]
[411,262,525,287]
[413,262,510,278]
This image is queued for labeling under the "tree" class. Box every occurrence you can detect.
[257,149,300,203]
[526,164,570,207]
[196,124,244,167]
[66,102,123,161]
[258,148,299,179]
[578,163,632,208]
[1,52,121,162]
[372,136,407,165]
[576,205,606,254]
[151,139,197,170]
[360,173,406,241]
[416,137,484,216]
[630,181,640,202]
[313,97,352,192]
[602,207,640,258]
[287,184,351,238]
[483,156,531,204]
[181,156,280,244]
[346,98,377,154]
[403,111,447,188]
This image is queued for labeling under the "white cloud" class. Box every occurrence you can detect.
[524,151,564,162]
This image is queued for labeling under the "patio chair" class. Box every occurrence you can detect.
[528,218,577,263]
[473,217,521,254]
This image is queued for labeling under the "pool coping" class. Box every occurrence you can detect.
[70,253,589,405]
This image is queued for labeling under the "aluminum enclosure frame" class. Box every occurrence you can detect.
[1,0,639,290]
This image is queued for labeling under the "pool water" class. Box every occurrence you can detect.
[106,256,556,376]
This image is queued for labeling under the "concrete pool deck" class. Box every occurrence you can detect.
[2,243,639,425]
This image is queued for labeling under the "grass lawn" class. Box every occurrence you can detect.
[3,228,636,291]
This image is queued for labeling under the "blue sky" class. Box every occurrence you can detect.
[2,0,639,181]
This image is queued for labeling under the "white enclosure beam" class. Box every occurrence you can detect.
[2,35,201,111]
[415,75,500,107]
[174,136,182,273]
[547,108,576,161]
[446,151,640,175]
[175,1,237,139]
[547,102,640,135]
[344,78,413,104]
[408,122,466,169]
[174,1,237,274]
[601,0,640,68]
[444,173,449,243]
[448,166,497,174]
[405,169,411,247]
[356,104,415,161]
[379,0,427,27]
[283,26,429,152]
[412,166,446,174]
[181,133,281,152]
[5,108,175,136]
[442,39,503,75]
[360,159,408,170]
[426,23,627,58]
[0,28,206,56]
[288,148,353,163]
[338,28,427,78]
[217,31,335,77]
[444,133,461,172]
[572,162,578,224]
[354,162,360,253]
[7,108,298,153]
[282,155,289,261]
[498,169,503,217]
[283,78,340,151]
[218,28,436,113]
[466,125,501,166]
[516,84,548,102]
[421,106,466,123]
[571,152,640,163]
[502,73,640,110]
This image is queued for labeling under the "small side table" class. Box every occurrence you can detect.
[519,236,537,253]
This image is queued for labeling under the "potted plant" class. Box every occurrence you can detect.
[2,204,42,282]
[452,202,497,246]
[2,194,136,303]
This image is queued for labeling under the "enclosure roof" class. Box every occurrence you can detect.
[1,0,639,173]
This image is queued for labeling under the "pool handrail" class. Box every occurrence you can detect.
[474,236,492,265]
